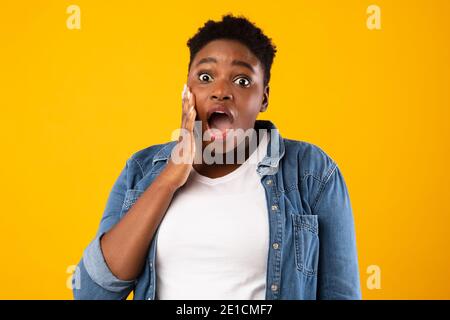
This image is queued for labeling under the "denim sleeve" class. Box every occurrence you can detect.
[73,159,137,300]
[314,164,362,300]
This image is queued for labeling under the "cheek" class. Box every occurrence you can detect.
[189,86,209,117]
[236,93,262,117]
[190,86,206,106]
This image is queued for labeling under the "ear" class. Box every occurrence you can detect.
[260,85,270,112]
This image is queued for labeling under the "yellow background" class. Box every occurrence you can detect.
[1,0,449,299]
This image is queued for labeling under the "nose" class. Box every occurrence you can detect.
[210,80,233,101]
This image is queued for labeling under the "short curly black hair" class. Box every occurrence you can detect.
[187,14,277,86]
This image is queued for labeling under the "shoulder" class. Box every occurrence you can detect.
[283,138,338,185]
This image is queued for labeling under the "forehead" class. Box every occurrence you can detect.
[191,39,262,71]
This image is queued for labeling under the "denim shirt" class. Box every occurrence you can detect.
[73,120,361,300]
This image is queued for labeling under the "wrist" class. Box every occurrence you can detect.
[155,168,180,193]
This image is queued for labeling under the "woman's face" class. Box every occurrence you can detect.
[187,39,269,151]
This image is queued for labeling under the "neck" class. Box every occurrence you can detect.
[193,130,260,178]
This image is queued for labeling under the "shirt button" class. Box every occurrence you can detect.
[271,205,278,211]
[272,243,280,250]
[266,179,273,185]
[271,284,278,292]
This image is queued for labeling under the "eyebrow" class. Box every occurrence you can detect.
[195,57,255,74]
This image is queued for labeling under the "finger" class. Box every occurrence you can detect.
[187,86,196,111]
[181,83,189,116]
[183,86,194,123]
[186,87,197,132]
[186,107,197,132]
[181,116,187,132]
[181,83,187,100]
[181,85,190,128]
[181,105,193,131]
[181,83,187,104]
[180,110,194,143]
[191,132,196,160]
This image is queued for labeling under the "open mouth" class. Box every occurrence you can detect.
[207,111,233,131]
[206,110,234,141]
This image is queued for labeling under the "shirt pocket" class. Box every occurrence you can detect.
[121,189,144,217]
[292,213,319,276]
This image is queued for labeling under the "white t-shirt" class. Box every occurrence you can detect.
[155,132,270,300]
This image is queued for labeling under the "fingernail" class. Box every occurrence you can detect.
[187,88,192,100]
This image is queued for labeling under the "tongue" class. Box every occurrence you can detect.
[209,113,233,131]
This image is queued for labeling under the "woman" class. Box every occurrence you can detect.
[73,14,361,300]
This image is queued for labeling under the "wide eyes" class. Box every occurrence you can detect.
[197,72,251,88]
[233,77,250,87]
[198,73,213,82]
